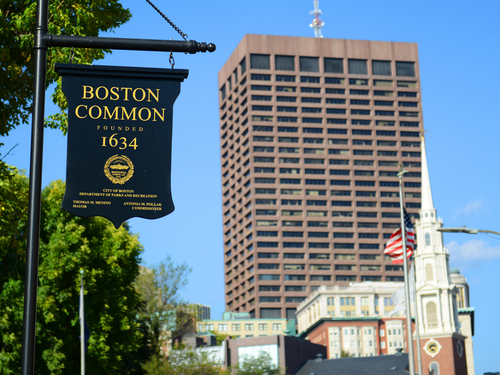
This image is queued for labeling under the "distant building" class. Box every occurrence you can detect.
[295,282,403,333]
[295,281,412,358]
[197,304,211,320]
[450,267,475,375]
[218,34,424,320]
[224,335,326,375]
[450,268,470,309]
[196,311,290,338]
[298,316,413,359]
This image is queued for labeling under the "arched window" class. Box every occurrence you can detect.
[429,361,439,375]
[425,264,434,281]
[425,232,431,246]
[426,301,438,328]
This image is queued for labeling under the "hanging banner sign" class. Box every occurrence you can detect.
[55,64,188,228]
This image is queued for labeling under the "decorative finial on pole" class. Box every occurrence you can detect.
[309,0,324,38]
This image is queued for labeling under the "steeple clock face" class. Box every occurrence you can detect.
[427,342,438,354]
[424,338,442,357]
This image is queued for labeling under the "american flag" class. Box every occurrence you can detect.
[384,208,415,264]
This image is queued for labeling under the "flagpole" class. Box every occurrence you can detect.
[411,265,423,375]
[397,165,415,375]
[80,270,85,375]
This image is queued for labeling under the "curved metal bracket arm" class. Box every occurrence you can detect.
[42,33,215,54]
[437,227,500,236]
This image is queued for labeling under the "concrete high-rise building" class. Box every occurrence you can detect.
[219,35,423,320]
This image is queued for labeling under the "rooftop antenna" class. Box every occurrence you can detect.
[310,0,324,38]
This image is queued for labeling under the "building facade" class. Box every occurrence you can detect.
[298,316,414,359]
[295,282,404,333]
[197,304,211,320]
[196,311,288,338]
[219,34,424,319]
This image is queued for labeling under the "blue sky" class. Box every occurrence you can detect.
[3,0,499,372]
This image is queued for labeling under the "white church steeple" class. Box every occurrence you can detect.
[420,137,437,224]
[414,136,460,337]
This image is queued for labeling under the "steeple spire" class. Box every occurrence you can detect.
[420,136,436,221]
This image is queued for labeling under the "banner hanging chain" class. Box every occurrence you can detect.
[145,0,188,41]
[169,51,175,68]
[69,46,75,63]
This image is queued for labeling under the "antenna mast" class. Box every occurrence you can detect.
[309,0,324,38]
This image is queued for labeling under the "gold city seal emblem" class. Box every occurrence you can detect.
[104,155,134,184]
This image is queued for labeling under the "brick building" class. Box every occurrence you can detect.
[219,34,424,319]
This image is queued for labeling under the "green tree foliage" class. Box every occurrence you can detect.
[0,172,146,374]
[135,256,193,355]
[340,349,354,358]
[0,0,131,136]
[143,349,228,375]
[232,351,281,375]
[207,331,238,346]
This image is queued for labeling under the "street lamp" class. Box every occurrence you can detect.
[436,226,500,236]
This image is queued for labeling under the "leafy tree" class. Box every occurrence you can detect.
[232,351,281,375]
[0,173,147,374]
[0,0,131,136]
[143,349,228,375]
[340,349,355,358]
[135,256,193,355]
[207,331,238,346]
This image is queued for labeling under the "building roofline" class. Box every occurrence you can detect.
[458,307,475,336]
[240,33,419,45]
[198,318,287,322]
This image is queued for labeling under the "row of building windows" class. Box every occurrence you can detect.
[252,226,412,238]
[250,123,420,132]
[249,85,416,94]
[251,103,417,112]
[253,133,420,140]
[243,54,416,76]
[223,212,419,228]
[255,236,387,245]
[257,253,394,260]
[199,323,282,332]
[256,264,403,271]
[326,298,396,308]
[249,75,417,87]
[254,197,420,203]
[251,103,418,110]
[252,168,421,176]
[250,112,419,122]
[257,274,402,282]
[253,220,401,229]
[253,202,420,212]
[250,74,414,85]
[250,92,417,103]
[253,188,417,195]
[250,178,421,186]
[224,90,418,108]
[251,149,422,157]
[257,212,414,220]
[229,211,413,221]
[249,159,421,167]
[253,139,420,145]
[244,86,417,96]
[259,296,307,303]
